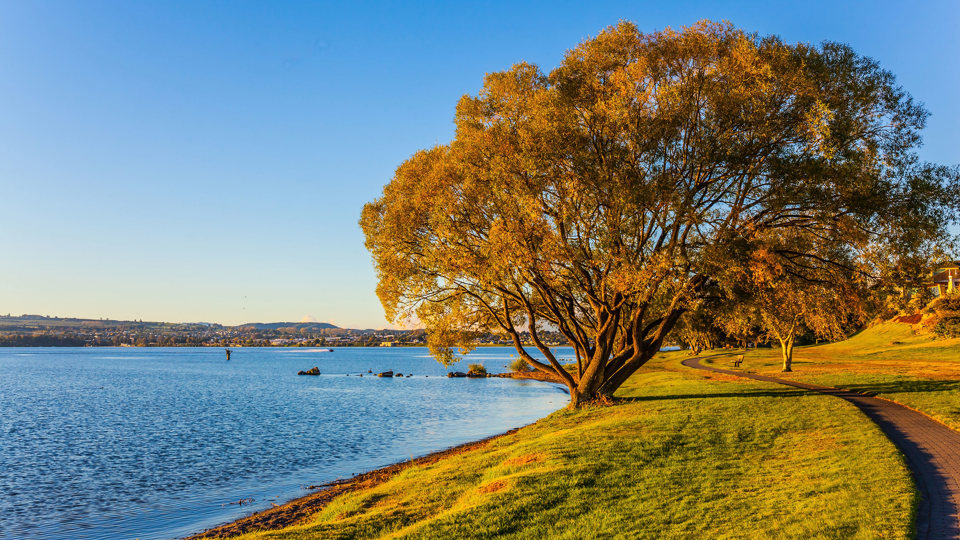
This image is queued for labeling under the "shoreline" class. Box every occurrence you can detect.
[187,429,521,539]
[188,371,565,539]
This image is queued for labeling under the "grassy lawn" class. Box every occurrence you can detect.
[235,352,913,539]
[707,322,960,431]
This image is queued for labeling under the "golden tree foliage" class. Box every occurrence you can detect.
[744,240,864,372]
[361,21,958,407]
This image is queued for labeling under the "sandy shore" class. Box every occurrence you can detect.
[188,371,566,538]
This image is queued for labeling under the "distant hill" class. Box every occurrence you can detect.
[235,322,339,331]
[0,315,216,329]
[0,315,340,332]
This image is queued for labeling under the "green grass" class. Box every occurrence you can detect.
[236,352,914,539]
[712,322,960,431]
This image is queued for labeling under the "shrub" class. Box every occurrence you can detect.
[509,357,532,372]
[934,318,960,338]
[932,295,960,338]
[467,363,487,376]
[934,295,960,314]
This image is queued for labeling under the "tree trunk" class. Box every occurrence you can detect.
[525,305,686,408]
[570,358,611,408]
[780,338,794,372]
[568,388,582,409]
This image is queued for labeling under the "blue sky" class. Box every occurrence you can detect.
[1,1,957,328]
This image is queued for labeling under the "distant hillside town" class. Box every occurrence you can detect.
[0,314,560,347]
[0,314,417,347]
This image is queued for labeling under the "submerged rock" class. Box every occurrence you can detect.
[395,372,403,377]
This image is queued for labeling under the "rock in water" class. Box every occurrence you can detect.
[298,366,321,376]
[377,370,394,378]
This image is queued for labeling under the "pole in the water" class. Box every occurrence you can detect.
[225,348,231,361]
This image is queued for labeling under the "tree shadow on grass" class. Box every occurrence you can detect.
[685,355,960,537]
[617,388,816,403]
[837,379,960,396]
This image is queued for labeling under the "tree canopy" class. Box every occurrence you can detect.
[361,20,958,407]
[718,229,867,372]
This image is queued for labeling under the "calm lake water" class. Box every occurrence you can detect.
[0,346,568,539]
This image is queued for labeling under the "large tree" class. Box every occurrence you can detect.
[361,21,958,407]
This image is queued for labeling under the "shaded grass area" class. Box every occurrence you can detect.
[713,322,960,431]
[234,352,913,539]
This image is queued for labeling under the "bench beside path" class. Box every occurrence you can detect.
[682,356,960,540]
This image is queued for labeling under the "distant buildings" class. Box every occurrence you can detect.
[929,261,960,297]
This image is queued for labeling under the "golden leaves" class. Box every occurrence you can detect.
[801,99,837,159]
[361,17,939,388]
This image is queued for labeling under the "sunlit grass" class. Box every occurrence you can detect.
[706,322,960,430]
[236,352,913,539]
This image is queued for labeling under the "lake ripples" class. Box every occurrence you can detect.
[0,347,566,539]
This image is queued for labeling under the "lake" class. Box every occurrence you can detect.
[0,346,569,539]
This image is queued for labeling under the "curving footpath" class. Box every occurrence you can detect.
[682,356,960,539]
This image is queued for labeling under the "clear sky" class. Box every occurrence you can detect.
[1,1,957,328]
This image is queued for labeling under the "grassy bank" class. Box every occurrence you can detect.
[224,351,913,539]
[709,322,960,431]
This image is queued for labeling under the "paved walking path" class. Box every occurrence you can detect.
[682,356,960,539]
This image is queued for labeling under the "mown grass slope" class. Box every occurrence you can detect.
[715,322,960,431]
[235,352,913,539]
